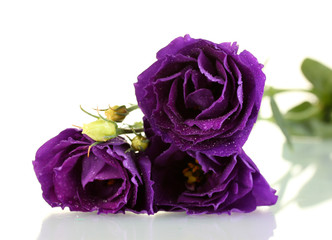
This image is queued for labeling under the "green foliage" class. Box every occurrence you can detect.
[131,121,144,129]
[301,58,332,107]
[270,96,293,147]
[284,101,320,121]
[263,86,289,97]
[263,58,332,141]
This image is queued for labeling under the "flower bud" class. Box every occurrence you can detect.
[105,105,128,122]
[82,119,117,142]
[131,135,149,151]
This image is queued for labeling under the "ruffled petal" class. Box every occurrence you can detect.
[156,34,197,59]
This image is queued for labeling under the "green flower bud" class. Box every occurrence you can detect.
[131,135,149,151]
[105,105,128,122]
[82,119,117,142]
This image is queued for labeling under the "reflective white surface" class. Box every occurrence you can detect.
[1,0,332,239]
[37,211,276,240]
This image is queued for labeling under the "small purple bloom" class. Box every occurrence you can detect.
[144,122,277,214]
[33,128,154,214]
[135,35,265,155]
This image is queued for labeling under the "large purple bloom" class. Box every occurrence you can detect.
[135,35,265,155]
[33,128,154,214]
[145,122,277,214]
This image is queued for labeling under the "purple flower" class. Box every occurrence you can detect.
[135,35,265,155]
[144,122,277,214]
[33,128,154,214]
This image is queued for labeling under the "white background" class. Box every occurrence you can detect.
[1,0,332,239]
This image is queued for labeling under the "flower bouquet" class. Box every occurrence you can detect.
[33,35,277,215]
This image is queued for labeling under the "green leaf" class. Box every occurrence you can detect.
[131,121,143,129]
[270,96,293,147]
[287,101,312,113]
[301,58,332,105]
[284,101,321,121]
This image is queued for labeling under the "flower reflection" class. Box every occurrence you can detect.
[276,138,332,209]
[38,211,276,240]
[151,211,275,240]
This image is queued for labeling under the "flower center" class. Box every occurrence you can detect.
[182,159,205,191]
[85,179,122,200]
[106,179,115,186]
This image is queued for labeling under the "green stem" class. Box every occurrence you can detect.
[80,105,99,119]
[118,128,145,134]
[97,112,117,125]
[87,141,102,157]
[280,88,312,93]
[258,116,274,122]
[127,105,139,112]
[94,108,108,111]
[264,87,312,97]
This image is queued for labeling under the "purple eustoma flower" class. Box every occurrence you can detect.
[135,35,265,155]
[33,128,154,214]
[144,121,277,214]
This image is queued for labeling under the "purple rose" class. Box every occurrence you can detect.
[33,128,154,214]
[135,35,265,155]
[144,122,277,214]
